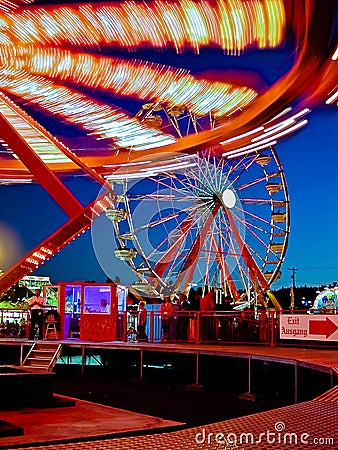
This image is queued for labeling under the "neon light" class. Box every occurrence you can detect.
[224,140,277,158]
[326,91,338,105]
[0,0,286,53]
[0,69,176,150]
[3,46,257,118]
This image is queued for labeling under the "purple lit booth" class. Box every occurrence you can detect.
[45,282,127,341]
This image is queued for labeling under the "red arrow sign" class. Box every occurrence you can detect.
[309,317,338,339]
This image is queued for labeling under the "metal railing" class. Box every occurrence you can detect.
[116,309,338,348]
[2,307,337,349]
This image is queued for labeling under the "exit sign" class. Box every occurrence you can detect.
[280,315,338,341]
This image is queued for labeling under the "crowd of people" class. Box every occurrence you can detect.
[126,288,240,343]
[123,285,274,344]
[0,317,27,337]
[1,286,268,343]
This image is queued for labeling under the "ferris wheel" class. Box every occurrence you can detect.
[99,101,289,302]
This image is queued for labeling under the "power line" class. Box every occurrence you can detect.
[297,279,336,283]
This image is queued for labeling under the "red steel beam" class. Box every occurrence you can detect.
[174,203,221,293]
[223,206,269,290]
[0,114,83,217]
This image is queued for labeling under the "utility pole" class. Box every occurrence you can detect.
[288,267,298,289]
[288,267,298,310]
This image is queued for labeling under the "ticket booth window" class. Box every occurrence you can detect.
[81,284,116,341]
[83,286,111,314]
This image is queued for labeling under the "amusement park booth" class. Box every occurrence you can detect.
[45,281,127,341]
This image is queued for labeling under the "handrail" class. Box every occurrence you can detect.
[48,343,62,372]
[120,308,338,348]
[2,307,337,349]
[21,342,36,367]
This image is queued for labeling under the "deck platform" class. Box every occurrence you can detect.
[2,389,338,449]
[0,339,337,448]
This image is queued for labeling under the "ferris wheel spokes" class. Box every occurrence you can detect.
[104,149,288,307]
[222,204,281,310]
[173,202,222,293]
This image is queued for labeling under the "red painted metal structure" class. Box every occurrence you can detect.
[173,203,221,293]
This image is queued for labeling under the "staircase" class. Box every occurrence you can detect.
[21,342,62,372]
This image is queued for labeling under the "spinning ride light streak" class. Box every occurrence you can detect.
[0,0,335,177]
[0,0,286,162]
[0,92,73,164]
[2,46,257,118]
[0,68,177,150]
[0,0,285,52]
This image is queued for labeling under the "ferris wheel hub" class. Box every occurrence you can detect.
[222,189,236,208]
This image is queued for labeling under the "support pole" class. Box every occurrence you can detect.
[294,362,298,403]
[140,349,143,380]
[81,346,85,376]
[20,343,23,365]
[248,357,251,394]
[239,357,256,401]
[195,352,199,385]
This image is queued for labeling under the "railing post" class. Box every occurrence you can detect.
[122,311,127,342]
[270,312,276,347]
[195,312,200,344]
[26,312,31,338]
[20,343,23,365]
[149,311,154,343]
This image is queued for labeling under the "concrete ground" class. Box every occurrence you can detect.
[0,394,183,449]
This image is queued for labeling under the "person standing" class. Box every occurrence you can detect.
[137,302,148,341]
[160,296,174,342]
[176,292,189,340]
[200,291,216,312]
[29,289,45,339]
[200,291,216,341]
